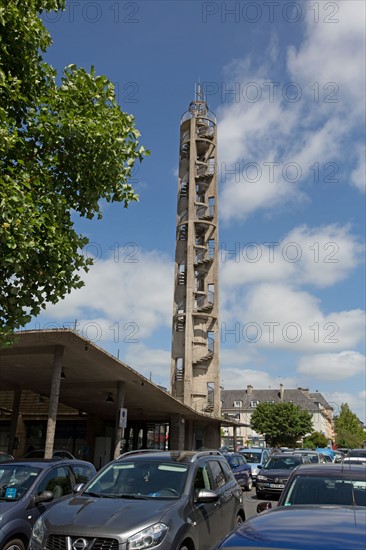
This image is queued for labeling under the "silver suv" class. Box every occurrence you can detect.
[29,450,245,550]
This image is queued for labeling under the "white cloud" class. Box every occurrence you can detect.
[351,145,366,193]
[221,283,365,352]
[221,366,297,392]
[220,223,363,289]
[38,248,174,339]
[217,1,365,222]
[323,390,366,423]
[123,343,171,388]
[287,0,366,116]
[297,351,366,381]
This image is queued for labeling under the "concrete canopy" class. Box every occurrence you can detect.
[0,329,224,425]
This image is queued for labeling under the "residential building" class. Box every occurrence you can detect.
[221,384,334,448]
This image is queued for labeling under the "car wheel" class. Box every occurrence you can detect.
[3,539,26,550]
[179,545,190,550]
[235,513,244,527]
[245,476,253,491]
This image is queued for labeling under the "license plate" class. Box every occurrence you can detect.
[269,483,284,488]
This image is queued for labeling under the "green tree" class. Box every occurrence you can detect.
[250,402,313,447]
[0,1,148,345]
[303,431,328,449]
[334,404,365,448]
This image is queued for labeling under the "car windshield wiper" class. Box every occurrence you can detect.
[116,493,153,499]
[82,491,102,498]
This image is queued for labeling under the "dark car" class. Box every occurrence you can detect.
[0,452,14,463]
[29,450,245,550]
[257,463,366,511]
[0,458,96,550]
[256,453,310,499]
[23,449,76,459]
[213,506,366,549]
[222,452,253,491]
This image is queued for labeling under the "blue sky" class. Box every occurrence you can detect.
[29,1,365,422]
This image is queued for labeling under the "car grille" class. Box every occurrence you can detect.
[45,536,119,550]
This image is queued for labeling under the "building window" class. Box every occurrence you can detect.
[250,400,259,408]
[233,401,242,408]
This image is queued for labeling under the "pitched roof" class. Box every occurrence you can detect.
[221,388,332,412]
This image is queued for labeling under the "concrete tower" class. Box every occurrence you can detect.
[171,86,220,417]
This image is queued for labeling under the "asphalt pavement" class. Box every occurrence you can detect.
[242,487,278,519]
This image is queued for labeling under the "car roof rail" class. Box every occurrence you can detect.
[117,449,165,459]
[190,450,223,462]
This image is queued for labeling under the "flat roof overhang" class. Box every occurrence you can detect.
[0,330,227,426]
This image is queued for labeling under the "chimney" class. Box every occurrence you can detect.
[247,385,253,395]
[280,384,284,401]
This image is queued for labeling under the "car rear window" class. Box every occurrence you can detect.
[283,476,366,506]
[241,452,261,463]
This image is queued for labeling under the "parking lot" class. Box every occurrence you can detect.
[242,487,278,519]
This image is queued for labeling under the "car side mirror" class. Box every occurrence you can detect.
[33,490,54,504]
[196,489,220,503]
[257,465,262,469]
[73,483,85,493]
[257,501,272,513]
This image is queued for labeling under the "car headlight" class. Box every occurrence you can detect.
[31,516,45,545]
[257,475,268,481]
[127,523,168,549]
[252,467,259,475]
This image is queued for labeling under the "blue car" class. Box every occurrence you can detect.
[0,458,96,550]
[214,506,366,549]
[222,452,252,491]
[239,447,271,485]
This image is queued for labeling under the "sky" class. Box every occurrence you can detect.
[28,0,365,422]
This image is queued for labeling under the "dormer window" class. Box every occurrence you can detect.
[250,400,259,408]
[233,400,242,408]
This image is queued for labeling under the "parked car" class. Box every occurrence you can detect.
[257,463,366,511]
[332,450,345,463]
[0,452,14,462]
[23,449,76,459]
[239,447,271,485]
[0,458,96,550]
[222,452,253,491]
[213,506,366,549]
[29,449,245,550]
[256,453,311,499]
[346,448,366,462]
[292,450,327,463]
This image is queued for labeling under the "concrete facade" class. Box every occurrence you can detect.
[171,87,220,417]
[221,385,334,448]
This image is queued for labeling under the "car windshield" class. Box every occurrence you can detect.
[241,452,261,463]
[283,475,366,506]
[83,461,188,499]
[0,464,41,500]
[294,452,319,463]
[265,456,301,470]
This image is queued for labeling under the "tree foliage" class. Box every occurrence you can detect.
[250,402,313,447]
[0,1,148,345]
[303,431,328,449]
[334,404,365,448]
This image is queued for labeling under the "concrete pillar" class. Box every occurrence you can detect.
[44,345,64,459]
[170,413,185,450]
[7,389,21,455]
[113,381,125,459]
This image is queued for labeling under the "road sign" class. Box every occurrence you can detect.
[119,407,127,429]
